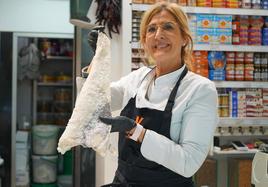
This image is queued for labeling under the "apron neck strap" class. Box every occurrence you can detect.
[165,66,188,112]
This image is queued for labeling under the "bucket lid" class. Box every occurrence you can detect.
[33,125,59,132]
[32,155,58,160]
[33,125,59,138]
[57,175,72,183]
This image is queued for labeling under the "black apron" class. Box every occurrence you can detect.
[102,67,194,187]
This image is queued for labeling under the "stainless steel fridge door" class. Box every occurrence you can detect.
[73,27,96,187]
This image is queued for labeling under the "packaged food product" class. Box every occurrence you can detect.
[242,0,251,8]
[219,93,229,106]
[225,0,240,8]
[209,69,226,80]
[56,73,72,83]
[248,27,262,45]
[218,106,229,117]
[244,52,254,63]
[239,26,249,45]
[197,0,212,6]
[197,14,214,28]
[54,88,72,101]
[232,20,240,33]
[235,52,245,64]
[196,28,213,44]
[132,0,144,3]
[40,39,51,56]
[37,100,52,113]
[178,0,187,6]
[240,16,250,27]
[262,28,268,45]
[187,0,197,6]
[39,75,55,83]
[208,51,226,70]
[244,63,254,81]
[214,28,232,44]
[226,63,235,80]
[249,16,264,28]
[214,15,232,29]
[235,63,244,81]
[251,0,261,9]
[232,33,240,45]
[144,0,155,4]
[264,17,268,27]
[212,0,226,7]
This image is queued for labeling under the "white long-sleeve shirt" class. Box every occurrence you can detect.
[110,65,219,178]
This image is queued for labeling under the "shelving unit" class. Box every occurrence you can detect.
[12,32,74,187]
[218,117,268,126]
[127,1,268,186]
[33,53,73,126]
[36,82,73,87]
[214,81,268,88]
[132,42,268,52]
[213,149,258,155]
[46,56,73,60]
[132,3,268,16]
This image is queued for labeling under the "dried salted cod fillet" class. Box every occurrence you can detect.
[57,33,113,156]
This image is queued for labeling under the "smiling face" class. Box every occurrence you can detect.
[144,10,185,68]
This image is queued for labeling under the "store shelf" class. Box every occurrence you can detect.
[214,133,268,137]
[132,42,268,52]
[132,4,268,16]
[218,117,268,127]
[194,44,268,52]
[37,82,72,87]
[214,81,268,88]
[213,148,258,155]
[46,56,72,60]
[132,42,141,49]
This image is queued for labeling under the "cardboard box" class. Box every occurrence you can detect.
[228,158,252,187]
[195,159,217,187]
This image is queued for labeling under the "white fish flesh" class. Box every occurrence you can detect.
[57,33,112,156]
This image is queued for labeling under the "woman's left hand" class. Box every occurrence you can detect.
[99,116,136,133]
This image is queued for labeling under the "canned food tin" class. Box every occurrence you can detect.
[235,64,244,81]
[244,63,254,81]
[226,64,235,81]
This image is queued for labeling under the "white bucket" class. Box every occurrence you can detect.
[32,125,59,155]
[32,155,58,183]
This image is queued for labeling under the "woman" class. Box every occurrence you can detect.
[99,2,219,187]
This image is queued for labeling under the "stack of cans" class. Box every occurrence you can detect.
[132,11,142,42]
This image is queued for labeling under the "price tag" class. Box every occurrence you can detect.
[209,8,218,14]
[210,44,220,51]
[186,6,195,13]
[243,82,251,88]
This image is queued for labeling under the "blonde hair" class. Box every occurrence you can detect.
[139,2,193,70]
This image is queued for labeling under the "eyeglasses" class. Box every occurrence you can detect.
[146,22,178,36]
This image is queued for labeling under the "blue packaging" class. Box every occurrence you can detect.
[208,51,226,70]
[231,90,238,117]
[262,28,268,45]
[209,70,226,80]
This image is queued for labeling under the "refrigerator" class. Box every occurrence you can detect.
[8,30,96,187]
